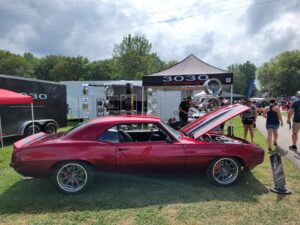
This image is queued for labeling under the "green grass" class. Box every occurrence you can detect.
[0,119,300,225]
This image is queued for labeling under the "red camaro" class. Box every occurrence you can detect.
[11,104,264,194]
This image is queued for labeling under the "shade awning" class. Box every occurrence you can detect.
[0,89,32,104]
[143,54,233,87]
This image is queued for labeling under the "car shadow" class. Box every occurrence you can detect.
[0,171,269,214]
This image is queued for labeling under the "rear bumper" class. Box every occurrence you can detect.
[10,162,29,177]
[10,162,49,178]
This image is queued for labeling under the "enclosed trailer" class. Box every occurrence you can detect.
[0,74,67,137]
[61,80,145,119]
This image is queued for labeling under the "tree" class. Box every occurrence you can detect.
[163,60,178,70]
[86,59,118,80]
[227,61,257,96]
[113,34,164,80]
[257,50,300,96]
[50,56,89,81]
[0,50,36,78]
[34,55,63,81]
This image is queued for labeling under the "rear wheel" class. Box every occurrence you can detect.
[206,157,241,186]
[24,124,40,137]
[44,122,57,134]
[52,161,94,194]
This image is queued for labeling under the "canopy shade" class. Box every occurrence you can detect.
[0,89,32,104]
[143,54,233,87]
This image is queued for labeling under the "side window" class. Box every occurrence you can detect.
[97,126,119,143]
[117,123,168,142]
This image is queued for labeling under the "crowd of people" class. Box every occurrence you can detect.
[241,92,300,152]
[176,92,300,153]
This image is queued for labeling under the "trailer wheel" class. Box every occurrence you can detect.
[24,125,40,137]
[44,122,57,134]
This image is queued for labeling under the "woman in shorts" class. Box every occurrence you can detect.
[263,98,283,151]
[241,99,257,144]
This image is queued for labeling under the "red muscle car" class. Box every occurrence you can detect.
[10,104,264,194]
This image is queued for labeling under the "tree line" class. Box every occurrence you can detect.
[0,35,176,82]
[0,34,299,97]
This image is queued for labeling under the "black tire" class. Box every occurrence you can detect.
[44,122,57,134]
[206,157,241,186]
[51,161,94,194]
[24,124,40,137]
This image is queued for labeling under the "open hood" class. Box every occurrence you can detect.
[180,104,249,139]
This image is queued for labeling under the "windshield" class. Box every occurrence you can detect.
[162,122,181,140]
[63,122,88,136]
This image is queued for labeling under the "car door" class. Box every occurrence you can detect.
[91,126,118,171]
[116,122,186,172]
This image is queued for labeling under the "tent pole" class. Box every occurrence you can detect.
[230,84,233,104]
[31,103,35,134]
[0,115,3,149]
[230,85,233,135]
[142,86,145,115]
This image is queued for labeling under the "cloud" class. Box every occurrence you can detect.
[245,0,300,34]
[0,0,299,69]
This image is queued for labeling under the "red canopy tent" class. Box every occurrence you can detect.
[0,89,34,148]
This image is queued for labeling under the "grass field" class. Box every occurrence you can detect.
[0,118,300,225]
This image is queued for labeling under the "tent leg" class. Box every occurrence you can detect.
[142,87,145,115]
[229,85,233,134]
[230,85,233,104]
[0,115,3,149]
[31,103,35,134]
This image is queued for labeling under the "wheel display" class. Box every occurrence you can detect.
[206,157,241,186]
[44,122,57,134]
[24,125,40,137]
[52,161,94,194]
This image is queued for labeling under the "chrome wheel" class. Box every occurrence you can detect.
[56,163,88,193]
[212,158,239,185]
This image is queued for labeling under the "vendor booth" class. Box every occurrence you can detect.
[0,89,34,148]
[142,54,234,121]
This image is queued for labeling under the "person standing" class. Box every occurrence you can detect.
[241,99,257,144]
[263,98,283,151]
[179,96,192,126]
[287,92,300,151]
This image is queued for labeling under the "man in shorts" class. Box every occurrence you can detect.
[287,91,300,151]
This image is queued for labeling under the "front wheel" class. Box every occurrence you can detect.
[206,157,241,186]
[52,161,94,194]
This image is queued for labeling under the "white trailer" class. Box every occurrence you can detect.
[60,80,143,119]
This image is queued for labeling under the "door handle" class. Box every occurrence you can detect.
[118,148,129,151]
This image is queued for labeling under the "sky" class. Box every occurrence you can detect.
[0,0,299,69]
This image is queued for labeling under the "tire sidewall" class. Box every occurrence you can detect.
[45,123,57,134]
[51,161,94,194]
[206,157,241,186]
[24,125,40,137]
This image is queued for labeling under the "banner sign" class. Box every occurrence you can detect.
[142,73,233,86]
[247,79,255,98]
[270,153,286,189]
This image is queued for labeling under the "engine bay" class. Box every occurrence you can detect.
[198,133,244,144]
